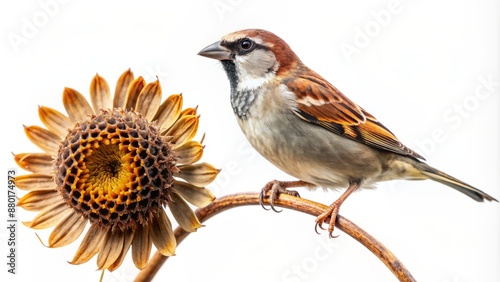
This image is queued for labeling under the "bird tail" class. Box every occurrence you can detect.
[413,162,498,202]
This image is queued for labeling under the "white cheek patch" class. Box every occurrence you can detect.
[233,48,277,91]
[235,57,275,91]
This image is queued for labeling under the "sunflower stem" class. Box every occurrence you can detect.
[135,192,416,282]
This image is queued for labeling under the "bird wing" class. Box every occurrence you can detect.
[285,73,425,160]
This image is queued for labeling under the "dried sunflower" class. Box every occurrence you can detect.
[13,69,219,271]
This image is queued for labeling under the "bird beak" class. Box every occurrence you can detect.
[198,41,232,61]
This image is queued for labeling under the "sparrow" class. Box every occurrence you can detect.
[198,29,498,237]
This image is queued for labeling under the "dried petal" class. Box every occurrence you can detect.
[38,106,71,138]
[169,192,202,232]
[179,107,197,118]
[172,180,215,208]
[108,229,135,271]
[175,162,220,187]
[153,93,183,130]
[113,69,134,108]
[96,230,126,270]
[125,76,145,110]
[63,87,94,122]
[90,73,112,112]
[13,153,53,174]
[166,115,199,149]
[23,202,71,229]
[48,211,87,248]
[24,125,61,155]
[135,79,162,121]
[15,174,55,191]
[17,190,60,211]
[70,224,106,265]
[174,141,204,165]
[132,226,152,269]
[150,209,176,256]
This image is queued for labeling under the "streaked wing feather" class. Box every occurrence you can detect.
[287,74,424,160]
[350,111,424,160]
[286,75,365,125]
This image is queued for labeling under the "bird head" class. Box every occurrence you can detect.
[198,29,301,91]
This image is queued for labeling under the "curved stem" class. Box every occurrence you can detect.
[135,192,416,282]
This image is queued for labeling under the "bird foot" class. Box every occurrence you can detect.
[315,202,340,238]
[314,181,359,238]
[259,180,303,213]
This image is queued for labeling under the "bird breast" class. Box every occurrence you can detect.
[235,84,386,189]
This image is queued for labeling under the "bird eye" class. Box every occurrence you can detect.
[240,39,254,51]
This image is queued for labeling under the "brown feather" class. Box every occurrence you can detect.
[287,72,425,160]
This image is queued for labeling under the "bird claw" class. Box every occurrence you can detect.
[315,203,340,238]
[329,233,339,239]
[259,180,301,213]
[314,181,359,238]
[314,221,325,234]
[259,189,271,211]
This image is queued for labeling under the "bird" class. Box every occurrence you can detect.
[198,29,498,237]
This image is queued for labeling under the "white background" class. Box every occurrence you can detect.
[1,0,499,281]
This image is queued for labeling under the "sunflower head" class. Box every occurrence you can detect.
[14,69,219,271]
[55,108,179,231]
